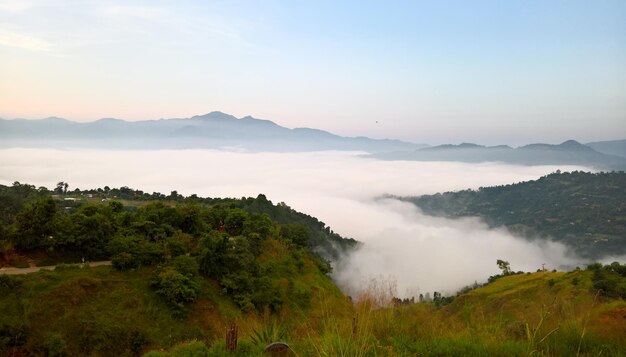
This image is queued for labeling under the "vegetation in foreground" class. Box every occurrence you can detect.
[1,263,625,356]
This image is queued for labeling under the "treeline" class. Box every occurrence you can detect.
[0,181,355,260]
[401,171,626,258]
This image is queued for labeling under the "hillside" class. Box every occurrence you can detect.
[1,182,625,356]
[400,171,626,258]
[372,140,626,171]
[0,112,425,153]
[2,261,625,356]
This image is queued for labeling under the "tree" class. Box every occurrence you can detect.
[243,213,273,239]
[280,224,309,247]
[151,267,198,310]
[54,182,68,195]
[13,197,58,250]
[224,209,248,236]
[497,259,511,275]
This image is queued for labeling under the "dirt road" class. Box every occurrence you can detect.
[0,261,112,275]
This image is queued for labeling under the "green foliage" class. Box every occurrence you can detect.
[250,319,287,346]
[13,196,58,250]
[280,223,309,247]
[497,259,511,275]
[43,333,68,357]
[112,252,138,271]
[0,182,356,268]
[242,213,273,239]
[224,208,248,236]
[170,255,199,278]
[151,267,199,311]
[0,321,27,351]
[588,261,626,298]
[166,231,194,258]
[0,275,20,291]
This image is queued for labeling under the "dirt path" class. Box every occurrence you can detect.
[0,261,112,275]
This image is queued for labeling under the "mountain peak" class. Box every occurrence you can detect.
[192,111,237,121]
[42,116,69,122]
[426,143,485,150]
[558,140,593,151]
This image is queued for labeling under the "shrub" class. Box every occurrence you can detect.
[170,255,198,278]
[0,275,19,291]
[151,267,198,311]
[112,252,139,271]
[43,333,68,357]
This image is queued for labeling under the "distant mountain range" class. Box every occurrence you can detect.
[586,139,626,159]
[1,112,624,170]
[0,112,425,153]
[372,140,626,171]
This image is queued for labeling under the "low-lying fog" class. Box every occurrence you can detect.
[0,148,594,296]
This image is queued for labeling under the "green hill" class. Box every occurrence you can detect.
[400,171,626,258]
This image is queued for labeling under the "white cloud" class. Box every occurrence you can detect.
[0,29,52,51]
[0,148,599,296]
[0,0,33,13]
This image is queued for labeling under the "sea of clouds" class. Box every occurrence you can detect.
[0,148,597,296]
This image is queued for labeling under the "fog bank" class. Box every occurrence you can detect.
[0,148,593,295]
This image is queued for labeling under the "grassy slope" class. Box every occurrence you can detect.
[2,266,625,356]
[0,239,352,356]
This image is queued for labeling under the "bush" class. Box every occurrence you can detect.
[590,262,626,298]
[151,267,198,311]
[170,256,198,278]
[112,252,139,271]
[0,275,19,291]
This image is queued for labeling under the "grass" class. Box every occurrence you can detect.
[1,265,625,356]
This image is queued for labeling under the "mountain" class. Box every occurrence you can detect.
[0,111,426,153]
[398,171,626,258]
[587,139,626,158]
[372,140,626,171]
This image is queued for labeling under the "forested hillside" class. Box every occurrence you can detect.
[401,171,626,258]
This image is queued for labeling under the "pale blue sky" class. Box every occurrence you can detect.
[0,0,624,145]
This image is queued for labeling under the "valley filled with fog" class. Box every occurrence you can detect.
[0,148,595,296]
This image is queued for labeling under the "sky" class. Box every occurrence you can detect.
[0,0,625,145]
